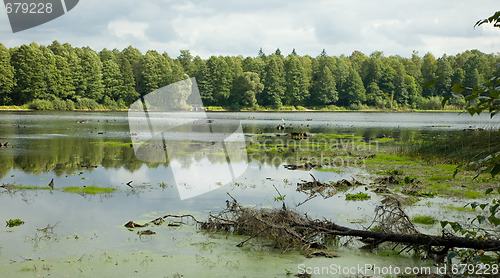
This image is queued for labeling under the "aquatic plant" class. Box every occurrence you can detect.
[62,186,116,194]
[411,215,436,225]
[6,218,24,228]
[345,192,370,201]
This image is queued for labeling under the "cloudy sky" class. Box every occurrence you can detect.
[0,0,498,58]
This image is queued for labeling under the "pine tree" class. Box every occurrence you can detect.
[339,65,365,107]
[310,65,337,105]
[261,55,285,108]
[284,55,309,105]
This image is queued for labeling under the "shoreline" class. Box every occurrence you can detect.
[0,107,464,113]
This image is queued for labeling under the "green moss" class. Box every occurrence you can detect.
[63,186,116,194]
[411,215,436,225]
[345,192,371,201]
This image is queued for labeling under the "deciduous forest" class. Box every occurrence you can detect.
[0,41,498,110]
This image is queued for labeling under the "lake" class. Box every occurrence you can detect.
[0,111,497,277]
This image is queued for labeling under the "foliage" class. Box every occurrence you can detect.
[51,98,68,110]
[76,98,99,110]
[0,41,498,110]
[441,12,500,178]
[29,99,53,110]
[436,12,500,264]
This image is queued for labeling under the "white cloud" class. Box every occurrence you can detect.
[0,0,499,57]
[107,20,148,39]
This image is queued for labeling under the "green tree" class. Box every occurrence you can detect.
[365,82,385,107]
[138,50,170,96]
[261,55,285,108]
[232,72,263,107]
[39,45,61,100]
[10,43,47,104]
[463,55,483,88]
[117,56,139,105]
[435,55,453,97]
[193,56,212,105]
[0,43,15,105]
[421,52,437,97]
[177,50,195,77]
[309,65,337,105]
[101,59,122,101]
[76,47,104,101]
[205,56,231,105]
[404,75,420,108]
[284,55,309,105]
[338,65,366,107]
[122,46,143,92]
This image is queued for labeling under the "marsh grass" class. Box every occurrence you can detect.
[402,130,500,163]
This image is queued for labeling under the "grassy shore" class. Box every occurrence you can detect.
[0,104,463,113]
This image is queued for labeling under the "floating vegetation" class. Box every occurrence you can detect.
[411,215,437,225]
[62,186,116,194]
[345,192,371,201]
[6,218,24,228]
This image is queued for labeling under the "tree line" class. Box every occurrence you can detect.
[0,41,498,110]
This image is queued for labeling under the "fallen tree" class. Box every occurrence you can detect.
[124,194,500,257]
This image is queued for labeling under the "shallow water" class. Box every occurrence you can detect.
[0,111,496,277]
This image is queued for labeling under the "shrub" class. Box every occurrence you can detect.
[51,99,67,110]
[65,99,75,110]
[103,96,118,111]
[420,96,442,110]
[116,98,126,109]
[29,99,53,110]
[76,98,99,110]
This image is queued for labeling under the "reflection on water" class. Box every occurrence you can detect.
[0,111,497,181]
[0,111,497,275]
